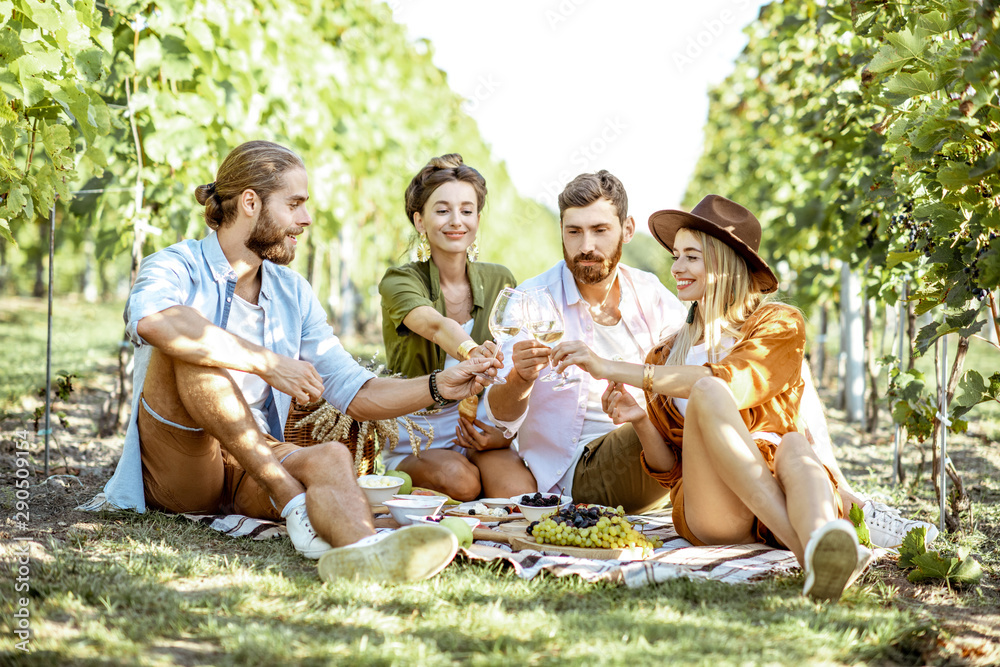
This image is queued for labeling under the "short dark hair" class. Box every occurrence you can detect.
[194,141,304,230]
[558,170,628,225]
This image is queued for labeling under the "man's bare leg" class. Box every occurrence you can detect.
[143,349,373,546]
[143,349,305,509]
[280,443,374,547]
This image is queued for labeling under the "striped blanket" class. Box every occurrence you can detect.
[176,510,804,587]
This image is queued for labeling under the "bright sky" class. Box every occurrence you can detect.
[389,0,770,231]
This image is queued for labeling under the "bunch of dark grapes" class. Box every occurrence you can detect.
[518,492,561,507]
[889,204,929,254]
[967,231,996,301]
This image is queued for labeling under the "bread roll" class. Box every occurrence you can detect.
[458,395,478,421]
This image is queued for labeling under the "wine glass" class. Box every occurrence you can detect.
[485,287,525,385]
[523,287,580,391]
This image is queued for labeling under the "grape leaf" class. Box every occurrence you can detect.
[907,550,983,586]
[847,502,873,548]
[74,47,104,82]
[897,526,927,568]
[886,27,928,61]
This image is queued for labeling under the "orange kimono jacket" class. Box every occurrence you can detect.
[640,303,807,489]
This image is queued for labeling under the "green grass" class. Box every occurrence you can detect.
[2,300,997,666]
[1,511,946,666]
[0,298,126,412]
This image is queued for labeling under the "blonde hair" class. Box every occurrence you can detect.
[666,230,768,365]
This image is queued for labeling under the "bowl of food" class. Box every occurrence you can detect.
[383,497,447,526]
[509,493,572,522]
[357,474,405,506]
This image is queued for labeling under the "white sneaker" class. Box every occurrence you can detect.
[803,519,861,601]
[284,496,334,560]
[862,500,939,549]
[318,525,458,584]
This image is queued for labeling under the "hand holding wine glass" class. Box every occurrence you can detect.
[485,287,525,385]
[523,287,580,391]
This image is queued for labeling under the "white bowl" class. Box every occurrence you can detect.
[357,475,404,506]
[383,498,446,526]
[479,497,515,509]
[509,493,573,522]
[393,493,447,503]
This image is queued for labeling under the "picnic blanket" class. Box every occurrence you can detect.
[173,509,805,587]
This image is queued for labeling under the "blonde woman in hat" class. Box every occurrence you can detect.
[378,154,530,501]
[551,195,872,601]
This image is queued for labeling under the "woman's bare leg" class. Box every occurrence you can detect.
[773,433,842,564]
[394,449,482,501]
[469,448,537,498]
[681,376,800,551]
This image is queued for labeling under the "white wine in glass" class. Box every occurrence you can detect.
[523,288,579,389]
[485,287,525,385]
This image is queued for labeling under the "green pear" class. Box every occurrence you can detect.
[439,517,474,549]
[384,470,412,495]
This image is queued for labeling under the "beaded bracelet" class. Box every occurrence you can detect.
[642,363,655,394]
[428,369,447,406]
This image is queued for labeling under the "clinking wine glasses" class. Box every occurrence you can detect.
[523,287,580,391]
[485,287,525,385]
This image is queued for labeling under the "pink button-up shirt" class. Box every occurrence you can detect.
[484,261,685,495]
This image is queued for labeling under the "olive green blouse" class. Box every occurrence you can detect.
[379,260,517,378]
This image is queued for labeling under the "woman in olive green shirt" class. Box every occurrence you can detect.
[378,154,536,501]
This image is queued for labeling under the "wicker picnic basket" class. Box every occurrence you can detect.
[283,401,380,476]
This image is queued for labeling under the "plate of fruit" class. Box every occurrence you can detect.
[508,503,663,560]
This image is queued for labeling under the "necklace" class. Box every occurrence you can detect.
[442,282,472,315]
[586,270,618,318]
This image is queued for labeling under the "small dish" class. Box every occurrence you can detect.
[383,497,446,526]
[509,493,573,522]
[357,474,404,506]
[479,497,514,509]
[447,501,520,519]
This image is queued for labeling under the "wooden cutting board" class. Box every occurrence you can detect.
[507,534,650,561]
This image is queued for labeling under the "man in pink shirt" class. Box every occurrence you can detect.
[483,171,686,513]
[480,171,941,548]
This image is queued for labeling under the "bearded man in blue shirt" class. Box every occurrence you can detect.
[98,141,497,583]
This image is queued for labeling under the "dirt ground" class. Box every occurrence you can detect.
[2,362,999,663]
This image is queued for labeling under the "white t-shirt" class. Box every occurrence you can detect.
[226,295,271,433]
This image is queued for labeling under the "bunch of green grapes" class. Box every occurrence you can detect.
[528,504,662,551]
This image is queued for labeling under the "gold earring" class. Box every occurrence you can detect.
[416,233,431,262]
[466,240,479,262]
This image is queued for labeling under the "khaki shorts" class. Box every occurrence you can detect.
[670,439,844,548]
[571,423,671,514]
[137,395,300,519]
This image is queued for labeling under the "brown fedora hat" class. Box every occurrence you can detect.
[648,194,778,294]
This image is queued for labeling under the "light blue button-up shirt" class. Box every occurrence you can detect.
[100,233,375,512]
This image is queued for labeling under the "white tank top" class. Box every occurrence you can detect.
[226,295,271,433]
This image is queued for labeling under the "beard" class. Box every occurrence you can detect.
[563,234,624,285]
[245,203,295,266]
